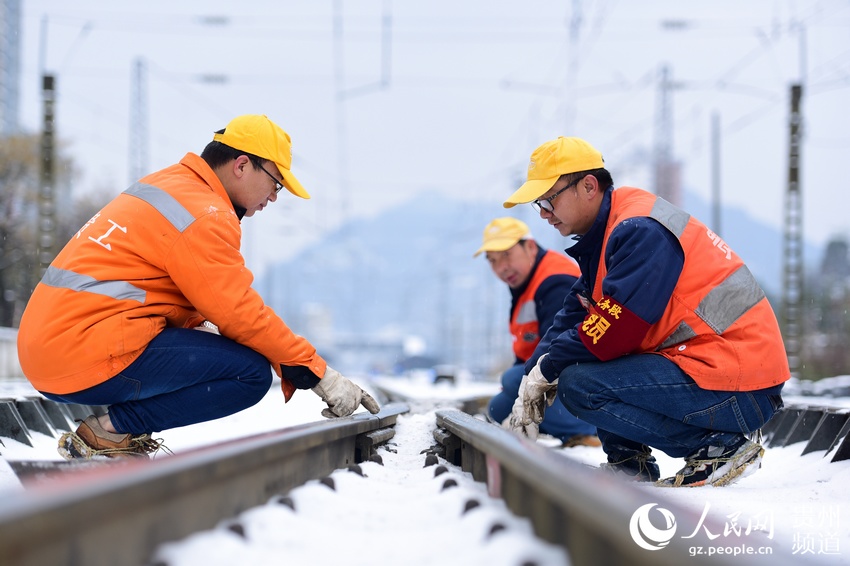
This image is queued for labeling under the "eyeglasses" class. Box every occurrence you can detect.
[258,163,285,194]
[531,178,581,213]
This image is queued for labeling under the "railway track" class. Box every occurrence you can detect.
[0,403,407,566]
[0,397,835,566]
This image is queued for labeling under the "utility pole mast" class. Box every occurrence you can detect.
[564,0,582,134]
[0,0,22,134]
[710,112,722,235]
[653,64,682,206]
[37,73,57,277]
[781,84,803,378]
[333,0,392,226]
[129,57,148,183]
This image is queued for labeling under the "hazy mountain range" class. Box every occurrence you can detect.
[258,189,822,373]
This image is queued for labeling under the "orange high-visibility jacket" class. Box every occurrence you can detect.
[590,187,789,391]
[510,251,580,362]
[17,153,325,398]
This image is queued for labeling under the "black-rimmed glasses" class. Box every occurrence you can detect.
[258,163,285,194]
[531,178,581,213]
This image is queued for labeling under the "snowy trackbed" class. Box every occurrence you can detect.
[0,403,405,566]
[0,399,828,566]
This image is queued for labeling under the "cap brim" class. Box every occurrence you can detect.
[473,237,521,257]
[503,177,558,209]
[277,166,311,199]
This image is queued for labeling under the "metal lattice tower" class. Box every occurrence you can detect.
[782,84,803,377]
[37,74,56,277]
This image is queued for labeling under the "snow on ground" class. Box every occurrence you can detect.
[0,376,566,566]
[1,376,850,564]
[549,432,850,563]
[154,410,568,566]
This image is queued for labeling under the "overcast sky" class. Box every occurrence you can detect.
[16,0,850,274]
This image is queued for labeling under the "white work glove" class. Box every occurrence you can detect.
[194,320,220,335]
[504,356,558,440]
[311,367,380,418]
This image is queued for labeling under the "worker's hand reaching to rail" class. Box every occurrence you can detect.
[312,367,381,418]
[505,356,558,440]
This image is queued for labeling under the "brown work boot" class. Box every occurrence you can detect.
[57,415,165,460]
[561,434,603,448]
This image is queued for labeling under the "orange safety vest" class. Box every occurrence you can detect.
[510,251,580,362]
[17,153,325,399]
[588,187,789,391]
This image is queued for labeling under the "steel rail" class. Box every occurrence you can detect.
[434,408,803,566]
[0,402,823,566]
[0,403,408,566]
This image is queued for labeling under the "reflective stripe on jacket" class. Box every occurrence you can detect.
[510,251,580,362]
[17,153,325,395]
[592,187,789,391]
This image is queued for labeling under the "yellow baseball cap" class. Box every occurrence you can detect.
[503,137,604,208]
[213,114,310,199]
[473,217,532,257]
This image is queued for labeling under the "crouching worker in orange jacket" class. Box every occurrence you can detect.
[502,136,788,487]
[17,114,379,460]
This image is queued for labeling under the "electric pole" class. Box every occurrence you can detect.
[653,64,682,206]
[0,0,22,134]
[129,57,148,183]
[781,84,803,378]
[710,112,722,235]
[37,73,57,277]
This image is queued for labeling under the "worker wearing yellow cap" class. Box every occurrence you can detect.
[502,136,789,487]
[18,115,379,460]
[475,217,598,447]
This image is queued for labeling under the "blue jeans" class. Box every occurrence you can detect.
[558,354,784,459]
[489,363,597,442]
[41,328,273,434]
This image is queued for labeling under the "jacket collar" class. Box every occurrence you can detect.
[567,185,614,259]
[178,153,247,219]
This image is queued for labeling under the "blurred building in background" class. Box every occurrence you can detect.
[0,0,21,135]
